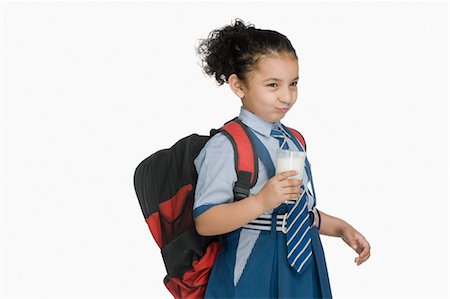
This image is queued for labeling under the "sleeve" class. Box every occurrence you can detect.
[193,132,237,219]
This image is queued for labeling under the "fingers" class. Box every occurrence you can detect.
[282,186,303,199]
[276,170,300,181]
[278,178,303,188]
[354,236,371,266]
[281,193,301,201]
[357,243,371,265]
[279,177,303,187]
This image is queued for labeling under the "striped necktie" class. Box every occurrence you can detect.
[270,127,289,149]
[270,126,313,274]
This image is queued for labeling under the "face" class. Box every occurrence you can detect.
[239,53,299,123]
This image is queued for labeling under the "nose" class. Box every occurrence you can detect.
[278,86,295,105]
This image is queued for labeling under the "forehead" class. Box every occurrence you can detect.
[251,54,299,81]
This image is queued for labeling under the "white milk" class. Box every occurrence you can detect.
[275,149,306,179]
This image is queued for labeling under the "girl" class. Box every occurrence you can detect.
[193,18,370,298]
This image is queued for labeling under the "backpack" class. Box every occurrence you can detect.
[133,117,307,299]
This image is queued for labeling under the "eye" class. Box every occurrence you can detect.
[266,83,277,87]
[291,81,298,87]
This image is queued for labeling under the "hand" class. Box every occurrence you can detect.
[255,170,303,212]
[340,224,371,266]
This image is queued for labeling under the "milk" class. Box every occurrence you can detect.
[275,149,306,179]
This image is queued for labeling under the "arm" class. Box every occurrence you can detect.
[318,209,348,237]
[194,195,265,236]
[195,170,302,236]
[318,209,371,266]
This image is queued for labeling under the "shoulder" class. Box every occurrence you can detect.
[205,131,233,147]
[201,131,235,155]
[194,131,234,166]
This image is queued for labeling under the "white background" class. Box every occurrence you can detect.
[1,1,448,298]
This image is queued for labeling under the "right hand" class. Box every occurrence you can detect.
[255,170,303,212]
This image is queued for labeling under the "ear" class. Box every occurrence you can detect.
[228,74,246,99]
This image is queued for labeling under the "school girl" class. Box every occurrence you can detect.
[192,18,371,298]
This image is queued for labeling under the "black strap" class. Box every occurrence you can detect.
[233,171,252,200]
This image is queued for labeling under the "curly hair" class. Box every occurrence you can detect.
[195,18,298,86]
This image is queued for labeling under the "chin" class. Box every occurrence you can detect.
[273,115,285,122]
[269,117,283,124]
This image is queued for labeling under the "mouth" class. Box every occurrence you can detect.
[277,108,290,113]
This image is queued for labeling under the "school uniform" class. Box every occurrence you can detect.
[193,106,332,298]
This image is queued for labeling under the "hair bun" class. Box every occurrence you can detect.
[196,18,296,86]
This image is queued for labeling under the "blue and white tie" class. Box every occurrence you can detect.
[271,126,313,274]
[270,127,289,150]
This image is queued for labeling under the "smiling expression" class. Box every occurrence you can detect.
[239,53,299,123]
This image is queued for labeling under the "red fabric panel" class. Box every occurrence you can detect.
[159,184,193,222]
[183,241,219,288]
[164,277,182,298]
[164,242,219,299]
[286,127,307,151]
[222,121,255,183]
[146,212,162,248]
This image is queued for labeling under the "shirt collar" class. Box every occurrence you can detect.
[238,106,288,137]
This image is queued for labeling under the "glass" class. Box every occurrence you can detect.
[275,149,306,179]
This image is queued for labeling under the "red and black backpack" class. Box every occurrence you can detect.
[133,117,306,299]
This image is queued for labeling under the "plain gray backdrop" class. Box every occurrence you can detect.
[1,0,448,298]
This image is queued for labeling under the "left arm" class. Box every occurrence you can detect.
[317,209,371,266]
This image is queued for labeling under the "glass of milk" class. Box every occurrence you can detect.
[276,149,306,203]
[275,149,306,180]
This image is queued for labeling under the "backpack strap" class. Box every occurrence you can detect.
[245,128,275,178]
[216,117,259,201]
[282,125,318,207]
[281,124,306,152]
